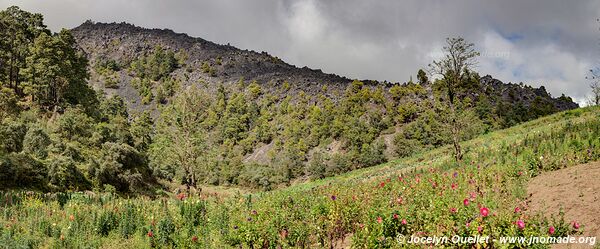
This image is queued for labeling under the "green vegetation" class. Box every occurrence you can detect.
[0,6,595,248]
[1,106,597,248]
[0,6,573,192]
[128,46,182,104]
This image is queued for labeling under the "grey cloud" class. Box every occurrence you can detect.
[1,0,597,104]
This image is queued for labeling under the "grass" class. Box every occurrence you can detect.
[1,106,599,248]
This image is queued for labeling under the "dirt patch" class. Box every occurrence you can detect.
[527,161,600,248]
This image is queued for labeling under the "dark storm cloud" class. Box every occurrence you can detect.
[1,0,598,104]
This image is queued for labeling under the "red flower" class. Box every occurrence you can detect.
[516,220,525,230]
[393,213,399,220]
[451,183,457,190]
[147,231,154,237]
[377,217,383,223]
[192,235,198,242]
[514,207,521,213]
[463,198,469,206]
[177,193,186,201]
[549,226,555,235]
[572,221,580,230]
[379,182,385,188]
[480,207,489,217]
[450,207,457,214]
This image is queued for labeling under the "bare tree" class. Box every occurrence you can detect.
[587,19,600,106]
[428,37,479,161]
[589,79,600,106]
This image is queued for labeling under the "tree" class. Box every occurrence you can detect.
[428,37,479,161]
[151,86,210,188]
[0,6,48,95]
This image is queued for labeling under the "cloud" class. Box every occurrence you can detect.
[0,0,598,104]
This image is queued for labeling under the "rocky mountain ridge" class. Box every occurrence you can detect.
[71,21,578,114]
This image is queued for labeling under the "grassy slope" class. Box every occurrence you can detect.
[1,106,598,248]
[285,105,599,192]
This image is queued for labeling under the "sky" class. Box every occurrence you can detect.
[1,0,598,105]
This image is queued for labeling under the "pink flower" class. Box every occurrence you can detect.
[147,231,154,237]
[377,217,383,223]
[396,197,403,205]
[516,220,525,230]
[393,213,399,220]
[480,207,489,217]
[359,223,364,229]
[514,207,521,213]
[572,221,580,230]
[401,219,407,225]
[463,198,470,206]
[549,226,555,235]
[477,226,483,233]
[450,207,457,214]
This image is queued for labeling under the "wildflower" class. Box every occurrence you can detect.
[451,183,457,190]
[280,229,288,238]
[69,215,74,221]
[192,235,198,243]
[393,213,399,220]
[396,197,403,205]
[377,217,383,223]
[450,207,457,214]
[480,207,489,217]
[177,193,186,201]
[379,182,385,188]
[251,210,258,215]
[477,226,483,233]
[549,226,555,235]
[463,198,469,206]
[359,223,365,229]
[147,230,154,237]
[514,207,521,213]
[572,221,580,230]
[401,219,407,225]
[516,220,525,230]
[453,172,458,178]
[330,195,337,201]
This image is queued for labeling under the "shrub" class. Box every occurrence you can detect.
[23,124,51,158]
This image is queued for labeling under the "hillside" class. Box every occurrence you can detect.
[0,7,581,194]
[2,106,597,248]
[70,21,578,114]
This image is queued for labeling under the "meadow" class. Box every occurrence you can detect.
[1,106,599,248]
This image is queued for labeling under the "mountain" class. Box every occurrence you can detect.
[71,21,577,114]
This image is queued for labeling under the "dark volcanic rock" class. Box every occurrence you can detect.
[71,21,578,114]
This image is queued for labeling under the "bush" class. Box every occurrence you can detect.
[48,156,90,191]
[0,153,47,189]
[94,142,151,192]
[23,124,51,158]
[0,119,27,153]
[393,135,422,158]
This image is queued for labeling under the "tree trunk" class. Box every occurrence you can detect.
[448,94,463,161]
